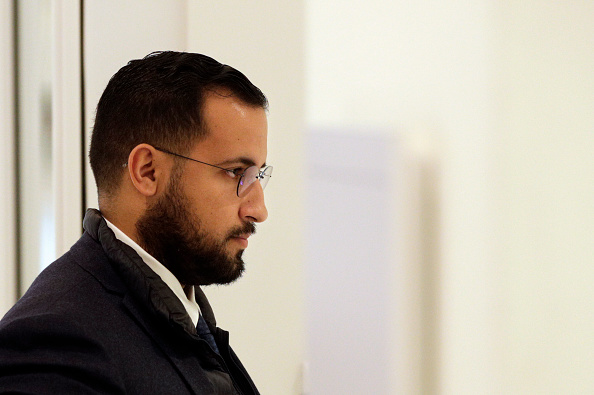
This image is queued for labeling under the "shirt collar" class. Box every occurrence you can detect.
[103,218,200,326]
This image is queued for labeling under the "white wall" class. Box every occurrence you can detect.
[187,3,306,394]
[15,1,55,294]
[84,0,188,209]
[0,1,17,317]
[306,1,499,393]
[52,0,83,259]
[306,0,594,393]
[495,2,594,393]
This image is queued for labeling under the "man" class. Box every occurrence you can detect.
[0,51,272,394]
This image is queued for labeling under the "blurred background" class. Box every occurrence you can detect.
[1,1,593,394]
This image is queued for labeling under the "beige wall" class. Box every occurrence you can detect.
[306,0,594,393]
[496,2,594,393]
[306,1,499,392]
[0,1,17,317]
[83,0,188,210]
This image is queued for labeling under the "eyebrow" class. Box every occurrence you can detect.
[217,157,267,169]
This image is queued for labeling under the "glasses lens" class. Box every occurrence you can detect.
[237,165,273,197]
[259,166,273,190]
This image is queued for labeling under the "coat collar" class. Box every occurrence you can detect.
[80,208,254,394]
[82,208,217,336]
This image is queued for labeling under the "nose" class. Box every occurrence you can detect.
[239,180,268,223]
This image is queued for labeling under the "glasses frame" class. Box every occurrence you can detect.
[153,146,272,197]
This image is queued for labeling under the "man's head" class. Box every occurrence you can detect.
[89,51,270,285]
[90,51,268,197]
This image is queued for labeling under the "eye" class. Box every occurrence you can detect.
[225,168,244,179]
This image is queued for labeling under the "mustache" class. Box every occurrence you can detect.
[226,222,256,239]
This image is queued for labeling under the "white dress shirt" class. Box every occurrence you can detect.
[104,218,200,326]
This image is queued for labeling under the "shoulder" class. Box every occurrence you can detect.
[0,234,131,393]
[1,233,130,344]
[0,310,126,393]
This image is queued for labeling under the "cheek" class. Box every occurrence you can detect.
[190,194,241,234]
[180,174,242,231]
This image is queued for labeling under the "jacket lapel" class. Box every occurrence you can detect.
[120,293,231,394]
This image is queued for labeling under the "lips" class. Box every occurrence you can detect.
[231,234,250,249]
[227,223,256,249]
[228,222,256,240]
[228,231,252,241]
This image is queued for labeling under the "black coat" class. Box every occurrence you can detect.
[0,209,259,394]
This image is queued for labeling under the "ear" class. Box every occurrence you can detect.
[127,144,168,197]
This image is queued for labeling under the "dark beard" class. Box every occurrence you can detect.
[135,173,255,286]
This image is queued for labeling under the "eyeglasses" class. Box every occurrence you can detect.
[153,147,272,198]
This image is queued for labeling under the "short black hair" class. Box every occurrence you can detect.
[89,51,268,197]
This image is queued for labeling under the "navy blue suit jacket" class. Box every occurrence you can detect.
[0,210,259,394]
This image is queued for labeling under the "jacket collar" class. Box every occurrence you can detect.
[83,208,214,336]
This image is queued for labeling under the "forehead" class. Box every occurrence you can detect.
[194,92,268,165]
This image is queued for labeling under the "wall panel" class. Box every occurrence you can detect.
[0,1,17,316]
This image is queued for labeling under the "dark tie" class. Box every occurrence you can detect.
[197,314,220,354]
